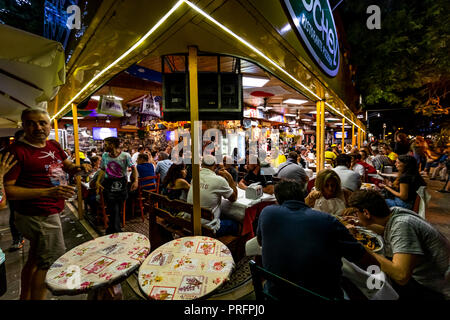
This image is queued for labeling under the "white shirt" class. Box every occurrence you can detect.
[333,165,362,192]
[352,163,365,177]
[187,168,233,231]
[132,152,140,164]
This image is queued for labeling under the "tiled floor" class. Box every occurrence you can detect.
[0,205,92,300]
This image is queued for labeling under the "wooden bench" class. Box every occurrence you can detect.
[143,191,246,261]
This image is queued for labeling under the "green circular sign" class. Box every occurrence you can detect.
[283,0,340,77]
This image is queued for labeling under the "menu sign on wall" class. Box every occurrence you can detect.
[283,0,340,77]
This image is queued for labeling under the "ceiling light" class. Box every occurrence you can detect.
[309,111,317,114]
[91,95,123,101]
[301,118,312,122]
[283,99,308,105]
[243,76,270,87]
[325,117,340,121]
[284,113,296,117]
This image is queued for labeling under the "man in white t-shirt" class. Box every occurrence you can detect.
[187,155,238,236]
[132,146,144,164]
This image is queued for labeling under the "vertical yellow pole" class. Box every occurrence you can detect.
[341,118,345,152]
[352,124,355,147]
[316,100,324,172]
[357,127,361,149]
[54,119,59,142]
[189,46,201,236]
[71,104,84,220]
[320,100,325,170]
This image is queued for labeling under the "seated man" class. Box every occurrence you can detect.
[325,147,337,166]
[350,153,366,178]
[238,156,274,194]
[274,151,309,187]
[348,190,450,300]
[332,154,362,192]
[187,155,239,237]
[371,147,393,171]
[155,151,173,183]
[257,180,378,299]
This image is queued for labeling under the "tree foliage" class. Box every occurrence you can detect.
[338,0,450,116]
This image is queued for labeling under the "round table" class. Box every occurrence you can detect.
[138,236,235,300]
[45,232,150,297]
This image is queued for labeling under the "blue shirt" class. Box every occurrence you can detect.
[137,163,156,190]
[155,159,173,183]
[256,200,366,299]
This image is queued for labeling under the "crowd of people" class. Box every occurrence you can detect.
[0,109,448,300]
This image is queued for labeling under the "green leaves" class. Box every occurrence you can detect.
[339,0,450,114]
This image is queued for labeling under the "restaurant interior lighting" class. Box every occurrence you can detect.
[301,118,312,121]
[283,99,308,105]
[284,113,296,117]
[325,117,340,121]
[52,0,366,134]
[242,76,270,87]
[91,95,123,101]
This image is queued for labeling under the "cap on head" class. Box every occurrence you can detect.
[202,154,217,166]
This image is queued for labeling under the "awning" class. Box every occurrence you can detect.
[0,24,66,128]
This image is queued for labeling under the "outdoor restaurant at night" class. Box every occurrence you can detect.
[0,0,448,306]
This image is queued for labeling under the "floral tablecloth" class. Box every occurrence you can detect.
[138,236,235,300]
[45,232,150,295]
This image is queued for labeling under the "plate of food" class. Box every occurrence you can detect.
[353,227,384,253]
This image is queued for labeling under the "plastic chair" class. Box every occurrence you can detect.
[248,260,332,301]
[307,178,316,193]
[413,186,430,219]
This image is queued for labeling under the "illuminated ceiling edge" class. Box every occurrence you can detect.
[51,0,365,132]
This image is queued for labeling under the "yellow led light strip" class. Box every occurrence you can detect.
[52,0,365,133]
[51,0,185,120]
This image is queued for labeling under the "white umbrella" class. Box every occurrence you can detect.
[0,24,66,128]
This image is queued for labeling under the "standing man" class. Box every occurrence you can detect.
[96,137,138,234]
[4,109,92,300]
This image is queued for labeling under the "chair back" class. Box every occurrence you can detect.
[414,186,430,219]
[138,175,160,193]
[143,191,216,249]
[248,260,332,301]
[307,178,316,193]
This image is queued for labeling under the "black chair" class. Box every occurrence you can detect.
[248,260,332,301]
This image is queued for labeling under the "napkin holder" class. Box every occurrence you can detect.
[245,183,263,200]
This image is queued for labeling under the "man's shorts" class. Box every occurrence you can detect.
[14,212,66,270]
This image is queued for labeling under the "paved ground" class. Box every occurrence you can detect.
[0,175,448,300]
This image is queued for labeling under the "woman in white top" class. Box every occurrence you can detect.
[305,169,351,216]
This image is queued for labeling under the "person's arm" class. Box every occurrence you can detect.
[383,183,409,201]
[0,153,17,208]
[238,178,248,190]
[4,180,75,200]
[63,159,92,175]
[305,190,321,207]
[175,179,191,191]
[262,184,274,195]
[130,166,139,191]
[369,252,420,285]
[217,169,237,202]
[96,169,106,194]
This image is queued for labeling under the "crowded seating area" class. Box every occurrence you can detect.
[52,129,449,301]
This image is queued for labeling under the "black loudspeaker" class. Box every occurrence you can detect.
[162,72,243,121]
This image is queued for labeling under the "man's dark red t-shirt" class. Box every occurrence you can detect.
[5,139,68,216]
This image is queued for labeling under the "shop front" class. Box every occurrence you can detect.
[46,0,366,222]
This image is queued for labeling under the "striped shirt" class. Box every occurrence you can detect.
[369,154,392,171]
